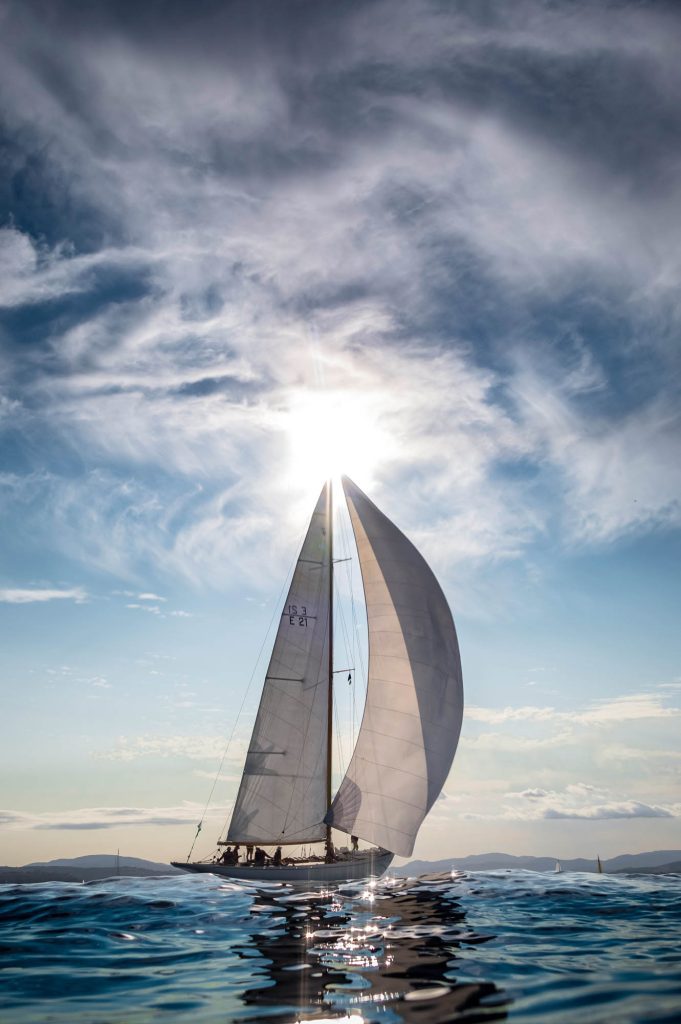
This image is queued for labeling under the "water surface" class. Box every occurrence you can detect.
[1,869,679,1022]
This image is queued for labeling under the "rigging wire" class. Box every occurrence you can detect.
[333,576,355,755]
[334,503,358,761]
[340,503,356,752]
[337,499,368,739]
[336,490,378,799]
[333,690,345,780]
[185,522,309,862]
[331,574,349,781]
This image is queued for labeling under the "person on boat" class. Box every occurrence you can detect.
[325,840,335,864]
[246,844,254,864]
[220,846,233,864]
[350,835,359,852]
[254,847,266,867]
[272,846,282,867]
[233,844,240,864]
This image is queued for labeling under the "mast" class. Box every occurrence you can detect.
[326,477,334,856]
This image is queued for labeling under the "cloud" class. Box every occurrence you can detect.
[0,804,223,831]
[192,769,240,784]
[97,734,244,763]
[576,694,679,725]
[461,730,577,754]
[463,783,678,822]
[456,692,681,821]
[0,587,87,603]
[511,362,681,544]
[601,743,681,764]
[467,692,679,728]
[0,0,680,598]
[90,676,111,689]
[542,801,673,821]
[467,705,558,724]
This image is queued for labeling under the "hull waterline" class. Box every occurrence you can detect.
[172,849,394,883]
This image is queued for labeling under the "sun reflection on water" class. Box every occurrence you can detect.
[238,873,507,1023]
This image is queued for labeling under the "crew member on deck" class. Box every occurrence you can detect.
[273,846,282,866]
[351,835,359,852]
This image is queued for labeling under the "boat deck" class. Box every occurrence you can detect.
[172,848,394,883]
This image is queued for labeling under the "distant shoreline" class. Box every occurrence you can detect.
[2,850,680,884]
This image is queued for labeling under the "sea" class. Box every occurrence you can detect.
[1,869,680,1024]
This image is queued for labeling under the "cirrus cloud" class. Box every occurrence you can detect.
[1,0,680,600]
[0,586,87,603]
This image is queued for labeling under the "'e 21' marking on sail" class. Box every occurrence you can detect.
[286,604,313,627]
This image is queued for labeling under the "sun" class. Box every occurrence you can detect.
[282,389,392,495]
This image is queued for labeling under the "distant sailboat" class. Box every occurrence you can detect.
[554,861,563,873]
[597,855,604,874]
[173,476,464,882]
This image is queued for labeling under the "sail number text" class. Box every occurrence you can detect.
[287,604,309,627]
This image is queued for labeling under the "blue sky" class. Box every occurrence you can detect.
[1,0,680,866]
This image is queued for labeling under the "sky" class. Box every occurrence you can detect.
[1,0,680,868]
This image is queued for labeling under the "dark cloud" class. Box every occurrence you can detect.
[1,805,206,829]
[34,815,192,829]
[0,0,680,581]
[4,2,679,216]
[2,144,123,252]
[173,375,252,398]
[0,264,154,359]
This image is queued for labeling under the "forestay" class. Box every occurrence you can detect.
[326,477,463,858]
[227,483,331,845]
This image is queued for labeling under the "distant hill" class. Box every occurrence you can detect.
[3,850,680,885]
[0,855,182,884]
[393,850,681,876]
[606,850,681,871]
[33,855,177,872]
[613,860,681,875]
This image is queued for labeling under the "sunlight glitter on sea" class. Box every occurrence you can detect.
[1,870,680,1023]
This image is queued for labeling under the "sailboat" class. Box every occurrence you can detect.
[554,861,563,873]
[172,476,463,882]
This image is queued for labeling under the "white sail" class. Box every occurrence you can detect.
[227,484,331,845]
[326,476,463,858]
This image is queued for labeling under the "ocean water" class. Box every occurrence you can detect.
[1,870,680,1023]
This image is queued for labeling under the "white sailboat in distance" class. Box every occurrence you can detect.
[172,476,464,882]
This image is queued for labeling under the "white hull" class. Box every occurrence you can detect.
[172,849,394,883]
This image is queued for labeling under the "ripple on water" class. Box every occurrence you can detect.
[0,870,679,1022]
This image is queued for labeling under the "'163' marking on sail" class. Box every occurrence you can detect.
[285,604,316,627]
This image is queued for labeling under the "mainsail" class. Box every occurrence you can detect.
[326,476,463,858]
[227,483,331,844]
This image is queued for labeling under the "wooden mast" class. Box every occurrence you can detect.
[326,477,334,858]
